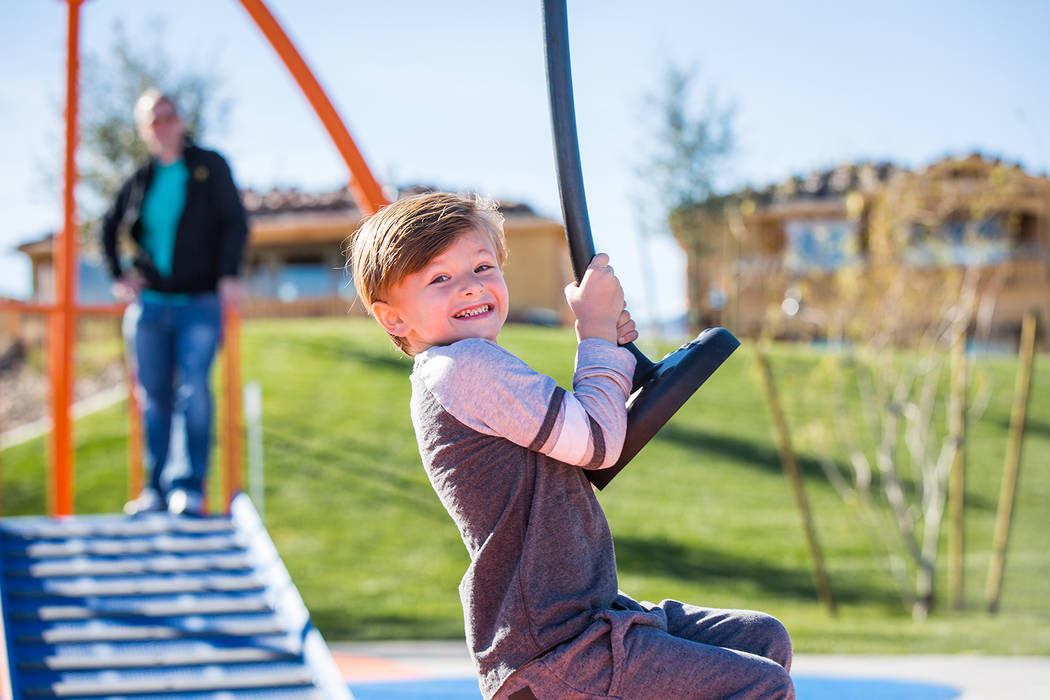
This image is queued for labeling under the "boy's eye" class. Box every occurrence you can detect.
[475,264,494,273]
[429,274,450,285]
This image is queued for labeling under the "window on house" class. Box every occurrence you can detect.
[274,255,338,302]
[245,264,276,299]
[1017,213,1037,248]
[903,216,1010,267]
[783,219,859,272]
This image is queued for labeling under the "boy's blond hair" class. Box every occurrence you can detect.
[348,192,508,355]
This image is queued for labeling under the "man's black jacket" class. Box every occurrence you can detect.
[100,144,249,294]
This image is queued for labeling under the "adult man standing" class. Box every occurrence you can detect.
[101,88,248,516]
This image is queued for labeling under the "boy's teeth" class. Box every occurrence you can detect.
[455,305,490,318]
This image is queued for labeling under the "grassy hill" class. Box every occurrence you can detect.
[2,317,1048,653]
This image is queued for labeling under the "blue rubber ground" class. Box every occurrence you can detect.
[348,675,961,699]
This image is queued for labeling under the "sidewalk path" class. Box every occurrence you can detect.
[331,640,1050,699]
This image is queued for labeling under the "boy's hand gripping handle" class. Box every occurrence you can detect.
[542,0,740,489]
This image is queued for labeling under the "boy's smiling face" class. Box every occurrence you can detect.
[371,227,509,355]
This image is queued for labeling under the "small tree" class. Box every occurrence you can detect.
[797,268,989,619]
[78,20,229,218]
[781,162,1028,619]
[638,64,734,213]
[635,64,735,331]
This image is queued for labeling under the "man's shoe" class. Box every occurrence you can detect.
[167,489,204,517]
[124,489,164,516]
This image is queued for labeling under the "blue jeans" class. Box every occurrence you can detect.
[123,294,222,498]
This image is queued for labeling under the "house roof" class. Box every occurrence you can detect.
[740,161,901,207]
[17,236,52,255]
[15,186,559,260]
[244,184,537,220]
[738,153,1041,209]
[244,185,558,248]
[242,187,357,216]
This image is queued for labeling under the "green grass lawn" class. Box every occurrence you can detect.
[3,317,1048,653]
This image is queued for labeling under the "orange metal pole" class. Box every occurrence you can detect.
[0,351,4,518]
[125,360,143,502]
[50,0,82,517]
[237,0,389,215]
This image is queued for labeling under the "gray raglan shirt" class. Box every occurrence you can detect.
[410,337,636,698]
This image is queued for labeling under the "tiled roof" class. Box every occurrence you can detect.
[242,187,356,216]
[739,161,901,207]
[243,185,536,218]
[14,186,545,255]
[737,153,1036,208]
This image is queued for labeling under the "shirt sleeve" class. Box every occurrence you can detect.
[208,151,249,278]
[100,175,135,279]
[416,338,636,469]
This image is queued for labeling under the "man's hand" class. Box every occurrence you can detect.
[565,254,633,345]
[218,276,244,311]
[111,275,143,303]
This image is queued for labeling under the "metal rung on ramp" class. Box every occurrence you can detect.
[0,494,353,699]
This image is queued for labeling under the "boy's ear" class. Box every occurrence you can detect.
[371,300,410,337]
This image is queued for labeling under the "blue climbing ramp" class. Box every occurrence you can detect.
[0,493,352,699]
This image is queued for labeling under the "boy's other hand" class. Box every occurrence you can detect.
[565,253,627,345]
[111,274,143,303]
[617,308,638,346]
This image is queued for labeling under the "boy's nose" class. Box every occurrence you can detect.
[460,277,484,295]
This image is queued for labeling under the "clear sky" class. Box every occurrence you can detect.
[2,0,1048,324]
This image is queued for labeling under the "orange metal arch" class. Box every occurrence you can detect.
[238,0,389,216]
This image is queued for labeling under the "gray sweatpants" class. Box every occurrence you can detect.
[494,596,794,699]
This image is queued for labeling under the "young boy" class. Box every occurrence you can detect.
[349,192,794,699]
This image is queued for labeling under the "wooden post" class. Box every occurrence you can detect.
[985,313,1037,613]
[755,347,837,615]
[947,323,967,609]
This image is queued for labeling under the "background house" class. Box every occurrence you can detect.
[16,187,573,325]
[673,154,1050,344]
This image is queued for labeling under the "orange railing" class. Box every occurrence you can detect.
[0,301,244,517]
[0,302,130,516]
[1,0,385,518]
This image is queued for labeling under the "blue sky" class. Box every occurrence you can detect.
[2,0,1048,323]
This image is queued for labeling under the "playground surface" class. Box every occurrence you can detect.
[331,640,1050,699]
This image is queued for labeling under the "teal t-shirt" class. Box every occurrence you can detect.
[140,159,190,303]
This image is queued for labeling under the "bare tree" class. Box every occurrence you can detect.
[78,19,229,218]
[635,64,735,333]
[782,164,1026,619]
